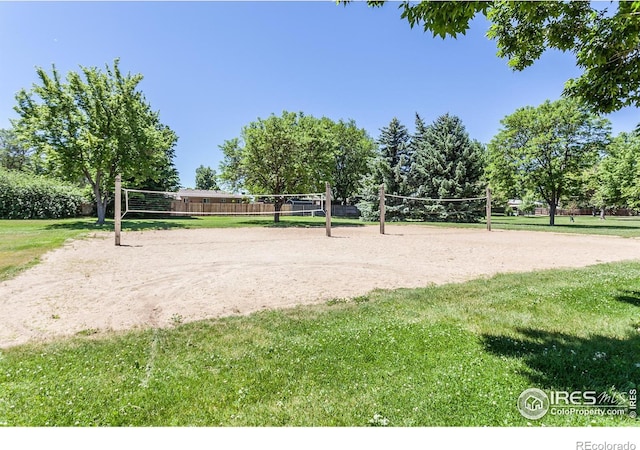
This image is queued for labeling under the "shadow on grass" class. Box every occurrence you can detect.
[239,218,365,228]
[44,217,365,231]
[45,219,192,232]
[615,290,640,307]
[481,327,639,396]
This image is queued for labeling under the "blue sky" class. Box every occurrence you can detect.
[0,1,637,188]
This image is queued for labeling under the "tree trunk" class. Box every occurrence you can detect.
[94,186,107,225]
[274,198,284,223]
[549,202,556,226]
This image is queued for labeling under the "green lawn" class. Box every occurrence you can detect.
[0,262,638,426]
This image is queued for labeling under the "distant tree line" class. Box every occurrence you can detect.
[5,60,640,226]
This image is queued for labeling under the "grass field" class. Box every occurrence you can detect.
[0,214,639,426]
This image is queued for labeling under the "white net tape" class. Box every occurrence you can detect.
[385,193,487,203]
[382,192,488,222]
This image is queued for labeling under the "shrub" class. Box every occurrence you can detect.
[0,168,84,219]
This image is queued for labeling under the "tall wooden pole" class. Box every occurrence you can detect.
[325,182,332,237]
[486,186,492,232]
[379,184,385,235]
[115,174,122,246]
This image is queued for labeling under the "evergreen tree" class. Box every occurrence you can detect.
[406,114,485,222]
[358,117,410,221]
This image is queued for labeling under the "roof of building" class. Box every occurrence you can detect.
[177,189,245,199]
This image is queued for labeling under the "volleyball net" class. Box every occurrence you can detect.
[120,188,326,218]
[379,186,492,233]
[113,176,335,245]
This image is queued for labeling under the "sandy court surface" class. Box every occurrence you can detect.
[1,225,640,348]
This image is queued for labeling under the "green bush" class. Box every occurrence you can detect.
[0,168,84,219]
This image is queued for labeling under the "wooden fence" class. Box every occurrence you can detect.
[534,207,636,216]
[169,201,322,215]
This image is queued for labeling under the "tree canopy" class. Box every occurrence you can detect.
[487,99,610,226]
[359,114,484,223]
[358,117,410,222]
[352,1,640,113]
[195,165,220,191]
[219,111,373,221]
[406,113,485,222]
[13,59,178,224]
[595,132,640,211]
[0,128,39,173]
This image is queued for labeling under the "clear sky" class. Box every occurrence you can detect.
[0,1,637,188]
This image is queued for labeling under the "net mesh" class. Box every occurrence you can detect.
[122,189,326,218]
[384,193,487,222]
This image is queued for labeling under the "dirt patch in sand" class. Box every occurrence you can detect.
[1,225,639,348]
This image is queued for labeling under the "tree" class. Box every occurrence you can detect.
[329,119,376,204]
[218,138,244,193]
[0,128,39,172]
[218,111,334,222]
[595,132,640,212]
[358,117,411,221]
[12,59,178,224]
[195,165,219,190]
[487,99,610,226]
[406,113,485,222]
[350,1,640,113]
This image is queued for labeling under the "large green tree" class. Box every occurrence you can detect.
[406,113,485,222]
[195,165,220,190]
[350,1,640,113]
[595,132,640,212]
[358,117,411,221]
[13,59,178,224]
[329,119,376,204]
[219,112,374,221]
[487,99,610,226]
[219,111,334,222]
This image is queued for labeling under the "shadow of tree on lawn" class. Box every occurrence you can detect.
[45,219,192,232]
[481,328,639,397]
[615,290,640,307]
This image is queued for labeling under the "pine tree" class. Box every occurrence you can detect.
[358,117,411,221]
[406,114,485,222]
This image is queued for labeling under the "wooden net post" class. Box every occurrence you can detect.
[115,174,122,246]
[379,184,385,235]
[486,186,492,232]
[325,182,332,237]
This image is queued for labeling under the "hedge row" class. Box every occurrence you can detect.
[0,168,85,219]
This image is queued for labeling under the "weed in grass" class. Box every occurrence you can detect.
[326,298,348,306]
[171,314,184,326]
[75,328,98,336]
[368,413,389,426]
